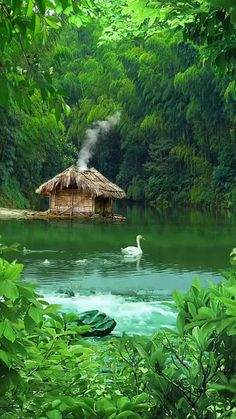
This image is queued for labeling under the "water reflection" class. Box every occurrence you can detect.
[1,204,234,334]
[123,254,142,271]
[21,249,221,300]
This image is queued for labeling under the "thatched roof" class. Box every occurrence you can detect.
[36,166,126,199]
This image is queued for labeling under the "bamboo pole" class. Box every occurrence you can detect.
[92,196,95,215]
[70,190,74,217]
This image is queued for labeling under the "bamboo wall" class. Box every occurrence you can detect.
[50,190,93,214]
[49,190,113,215]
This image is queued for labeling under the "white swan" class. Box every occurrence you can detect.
[43,259,50,265]
[121,235,145,256]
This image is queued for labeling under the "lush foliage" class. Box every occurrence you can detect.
[44,25,236,208]
[0,243,151,418]
[0,242,236,418]
[96,0,236,76]
[0,99,77,208]
[0,1,235,209]
[0,0,100,108]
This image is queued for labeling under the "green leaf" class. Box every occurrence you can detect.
[132,403,151,412]
[117,397,131,412]
[58,395,76,407]
[133,393,148,404]
[69,15,83,28]
[150,348,167,369]
[95,397,116,414]
[197,307,214,319]
[26,0,34,16]
[24,313,36,331]
[187,302,197,318]
[0,349,11,367]
[192,279,202,291]
[0,322,5,336]
[116,411,141,418]
[28,306,42,323]
[3,321,16,343]
[0,280,19,301]
[13,341,28,356]
[47,410,62,419]
[176,311,186,335]
[5,262,23,281]
[172,289,184,307]
[51,400,62,409]
[76,400,95,415]
[35,14,42,35]
[45,16,61,29]
[226,286,236,297]
[149,373,169,397]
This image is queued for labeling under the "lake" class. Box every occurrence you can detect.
[0,203,235,335]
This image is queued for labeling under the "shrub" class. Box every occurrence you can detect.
[1,240,236,418]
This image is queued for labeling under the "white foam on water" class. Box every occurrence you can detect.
[43,293,176,335]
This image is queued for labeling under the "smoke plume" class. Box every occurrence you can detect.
[77,112,121,170]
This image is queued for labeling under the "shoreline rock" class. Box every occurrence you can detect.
[76,310,116,337]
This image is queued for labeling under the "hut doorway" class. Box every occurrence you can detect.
[95,197,112,214]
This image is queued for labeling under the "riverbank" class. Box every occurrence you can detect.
[0,208,40,219]
[0,207,126,221]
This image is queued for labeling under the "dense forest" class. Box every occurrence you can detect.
[1,1,236,418]
[0,0,235,209]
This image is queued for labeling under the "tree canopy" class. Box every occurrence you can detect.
[0,0,98,108]
[0,0,235,209]
[97,0,236,75]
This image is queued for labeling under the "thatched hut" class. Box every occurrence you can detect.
[36,166,126,216]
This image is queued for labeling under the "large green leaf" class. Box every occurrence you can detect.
[46,410,62,419]
[0,349,11,367]
[4,262,24,281]
[3,321,16,343]
[28,306,42,323]
[117,397,132,412]
[0,280,19,301]
[45,16,61,29]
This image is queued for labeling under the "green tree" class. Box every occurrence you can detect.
[0,0,100,108]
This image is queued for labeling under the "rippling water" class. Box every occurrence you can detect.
[1,204,234,335]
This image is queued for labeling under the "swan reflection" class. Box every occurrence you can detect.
[123,254,142,271]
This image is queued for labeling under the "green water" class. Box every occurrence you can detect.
[1,204,235,335]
